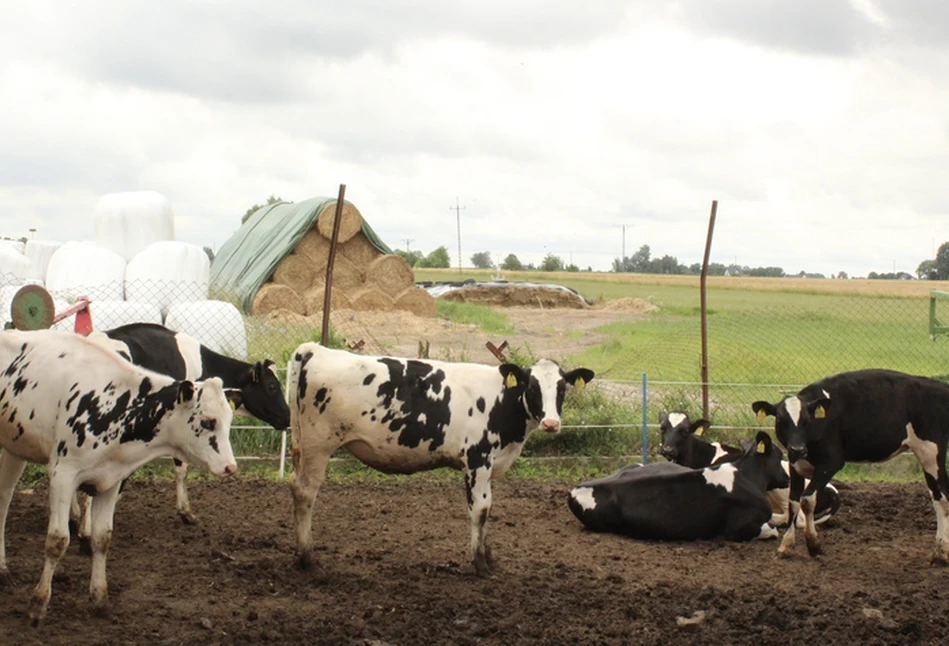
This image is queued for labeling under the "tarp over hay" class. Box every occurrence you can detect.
[210,197,392,312]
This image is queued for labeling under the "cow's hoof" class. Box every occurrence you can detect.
[178,512,198,526]
[775,548,792,559]
[473,555,493,577]
[930,555,949,567]
[79,537,93,556]
[91,599,111,619]
[0,569,12,586]
[806,543,822,558]
[28,599,47,628]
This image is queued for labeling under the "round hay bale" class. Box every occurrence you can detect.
[295,230,330,268]
[302,286,352,316]
[340,233,382,267]
[394,287,436,318]
[349,286,395,312]
[366,254,416,297]
[263,309,310,327]
[273,253,317,294]
[327,254,364,292]
[252,283,304,316]
[316,201,363,243]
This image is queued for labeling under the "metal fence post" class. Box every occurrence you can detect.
[642,372,648,464]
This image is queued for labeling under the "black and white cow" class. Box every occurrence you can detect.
[567,431,789,541]
[97,322,289,524]
[287,343,594,575]
[0,329,237,625]
[753,368,949,562]
[658,411,841,527]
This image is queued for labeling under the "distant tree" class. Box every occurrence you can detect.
[416,246,451,269]
[837,271,849,280]
[566,263,580,272]
[470,251,493,269]
[936,242,949,280]
[501,254,524,271]
[539,253,565,272]
[917,259,938,280]
[242,194,284,224]
[395,249,423,267]
[203,246,215,261]
[629,245,651,272]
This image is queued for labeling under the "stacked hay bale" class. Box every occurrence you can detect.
[251,201,436,318]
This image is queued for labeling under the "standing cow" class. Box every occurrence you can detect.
[753,368,949,563]
[98,322,289,524]
[567,431,789,541]
[0,330,237,625]
[658,411,840,527]
[287,343,594,575]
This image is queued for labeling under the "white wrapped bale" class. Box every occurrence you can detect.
[0,240,25,254]
[165,300,247,359]
[89,300,163,331]
[0,247,30,284]
[50,295,74,332]
[94,191,176,261]
[0,285,22,328]
[45,241,126,301]
[125,241,210,317]
[24,239,62,283]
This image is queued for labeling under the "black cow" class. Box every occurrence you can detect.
[753,368,949,562]
[567,431,789,541]
[659,411,840,527]
[95,323,289,524]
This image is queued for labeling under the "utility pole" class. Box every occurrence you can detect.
[402,238,414,252]
[450,197,465,274]
[622,225,626,261]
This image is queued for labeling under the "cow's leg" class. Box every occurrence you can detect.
[69,492,81,537]
[173,459,196,525]
[29,473,75,626]
[78,494,93,555]
[88,483,121,615]
[0,451,28,584]
[464,465,494,576]
[799,490,820,555]
[767,487,789,526]
[777,466,805,557]
[912,437,949,564]
[290,450,331,571]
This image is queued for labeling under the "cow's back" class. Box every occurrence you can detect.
[104,323,195,380]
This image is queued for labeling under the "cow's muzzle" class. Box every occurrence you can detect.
[541,418,561,433]
[659,446,676,460]
[787,445,807,463]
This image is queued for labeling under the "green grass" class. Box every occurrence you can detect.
[435,300,511,334]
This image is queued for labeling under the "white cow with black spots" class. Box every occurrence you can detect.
[0,330,238,625]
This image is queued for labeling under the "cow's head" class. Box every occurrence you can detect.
[752,396,832,463]
[237,359,290,430]
[658,411,710,462]
[172,377,238,477]
[736,431,789,492]
[498,359,594,433]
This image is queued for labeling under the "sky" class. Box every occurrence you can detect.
[1,0,947,278]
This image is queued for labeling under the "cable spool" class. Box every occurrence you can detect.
[9,285,55,330]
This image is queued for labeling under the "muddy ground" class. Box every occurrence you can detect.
[2,476,948,645]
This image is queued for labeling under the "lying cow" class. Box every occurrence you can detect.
[658,411,840,527]
[753,368,949,563]
[287,344,594,575]
[95,322,289,525]
[0,329,237,625]
[567,431,788,541]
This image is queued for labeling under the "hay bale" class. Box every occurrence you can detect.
[366,254,415,297]
[327,254,364,292]
[302,286,352,316]
[316,201,363,243]
[295,230,331,268]
[340,233,382,268]
[394,287,436,318]
[349,286,395,312]
[273,253,317,294]
[252,283,304,316]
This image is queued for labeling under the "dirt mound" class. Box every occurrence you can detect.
[439,285,589,309]
[596,297,659,313]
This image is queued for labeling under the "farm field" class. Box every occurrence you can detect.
[1,476,946,645]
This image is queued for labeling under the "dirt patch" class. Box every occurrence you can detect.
[1,477,945,645]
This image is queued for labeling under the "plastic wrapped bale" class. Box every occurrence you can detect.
[0,285,22,328]
[45,241,126,301]
[94,191,176,261]
[90,301,163,331]
[165,300,247,359]
[125,241,210,317]
[0,247,31,285]
[24,240,62,283]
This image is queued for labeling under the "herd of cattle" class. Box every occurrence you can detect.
[1,324,949,626]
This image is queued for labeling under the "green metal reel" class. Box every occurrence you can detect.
[9,284,55,331]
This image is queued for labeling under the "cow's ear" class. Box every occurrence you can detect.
[752,401,776,422]
[658,411,669,425]
[691,419,710,437]
[754,431,773,454]
[564,368,594,388]
[177,380,196,404]
[225,389,243,413]
[252,362,265,383]
[808,398,831,420]
[499,364,528,389]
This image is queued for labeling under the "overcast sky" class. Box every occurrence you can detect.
[2,0,947,278]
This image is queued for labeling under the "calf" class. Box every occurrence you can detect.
[658,411,840,527]
[98,322,289,524]
[753,368,949,562]
[287,343,593,575]
[0,329,237,625]
[567,432,789,541]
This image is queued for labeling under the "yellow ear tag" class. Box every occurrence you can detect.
[505,373,518,388]
[756,409,767,423]
[756,441,766,454]
[695,425,705,437]
[575,377,586,390]
[229,399,236,411]
[814,405,826,419]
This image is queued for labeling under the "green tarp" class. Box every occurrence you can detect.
[210,197,393,312]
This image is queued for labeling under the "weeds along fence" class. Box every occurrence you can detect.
[4,272,949,466]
